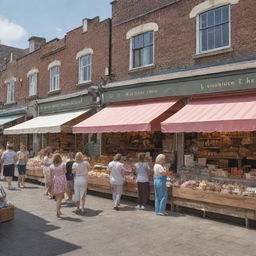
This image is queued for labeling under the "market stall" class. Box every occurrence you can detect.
[73,99,182,197]
[162,95,256,227]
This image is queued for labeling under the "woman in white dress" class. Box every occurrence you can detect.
[72,152,90,214]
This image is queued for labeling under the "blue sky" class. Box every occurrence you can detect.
[0,0,112,49]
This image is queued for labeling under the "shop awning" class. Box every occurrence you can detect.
[161,95,256,132]
[73,100,180,133]
[4,110,89,134]
[0,115,24,127]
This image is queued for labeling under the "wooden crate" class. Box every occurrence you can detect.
[0,205,14,223]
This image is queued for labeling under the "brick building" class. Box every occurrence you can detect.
[110,0,256,82]
[0,17,111,152]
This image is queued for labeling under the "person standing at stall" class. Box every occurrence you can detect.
[108,153,125,211]
[153,154,171,216]
[1,142,17,190]
[0,145,4,180]
[65,152,75,202]
[72,152,90,214]
[134,154,151,210]
[50,154,67,218]
[42,148,53,197]
[17,145,29,188]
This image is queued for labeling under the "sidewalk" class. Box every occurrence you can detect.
[0,180,255,256]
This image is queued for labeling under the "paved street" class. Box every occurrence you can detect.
[1,180,256,256]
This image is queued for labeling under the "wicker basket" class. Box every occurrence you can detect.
[0,205,14,223]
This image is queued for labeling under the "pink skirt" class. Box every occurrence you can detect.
[53,175,67,195]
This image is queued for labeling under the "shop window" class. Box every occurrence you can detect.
[49,66,60,92]
[131,31,154,69]
[6,80,15,103]
[198,5,230,53]
[28,73,37,96]
[78,54,92,84]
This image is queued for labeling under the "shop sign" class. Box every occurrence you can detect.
[104,69,256,102]
[38,94,93,114]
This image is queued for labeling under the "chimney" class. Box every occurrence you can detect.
[28,36,46,53]
[82,19,88,33]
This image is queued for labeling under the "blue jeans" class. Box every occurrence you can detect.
[154,176,168,214]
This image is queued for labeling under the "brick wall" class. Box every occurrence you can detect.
[0,17,110,108]
[111,0,256,81]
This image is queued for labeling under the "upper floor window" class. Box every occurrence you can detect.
[131,31,154,69]
[198,5,230,53]
[7,81,15,103]
[49,66,60,91]
[79,54,92,83]
[28,73,37,96]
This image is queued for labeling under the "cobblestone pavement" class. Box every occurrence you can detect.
[0,180,256,256]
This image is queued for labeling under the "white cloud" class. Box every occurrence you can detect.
[0,17,26,45]
[56,27,63,33]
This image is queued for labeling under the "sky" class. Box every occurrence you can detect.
[0,0,112,49]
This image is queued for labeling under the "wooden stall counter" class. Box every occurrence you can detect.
[170,186,256,228]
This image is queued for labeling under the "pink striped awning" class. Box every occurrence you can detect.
[161,95,256,133]
[73,100,180,133]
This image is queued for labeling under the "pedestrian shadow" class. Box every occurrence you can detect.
[73,208,103,217]
[22,186,40,189]
[61,202,76,207]
[59,216,83,222]
[118,206,136,211]
[0,208,81,256]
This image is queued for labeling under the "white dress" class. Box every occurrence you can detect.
[43,156,53,184]
[72,161,90,201]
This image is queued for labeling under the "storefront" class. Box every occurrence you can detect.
[4,91,94,182]
[73,99,182,197]
[73,61,256,226]
[0,106,29,150]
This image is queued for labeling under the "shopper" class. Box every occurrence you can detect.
[50,153,67,218]
[42,148,53,197]
[153,154,171,216]
[108,153,125,211]
[65,152,75,202]
[1,142,17,190]
[17,145,29,188]
[72,152,90,214]
[134,154,151,210]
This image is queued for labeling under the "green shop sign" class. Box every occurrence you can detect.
[38,94,93,115]
[104,69,256,103]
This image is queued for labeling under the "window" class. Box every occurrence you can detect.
[79,54,91,83]
[7,81,15,103]
[131,31,154,69]
[199,5,230,53]
[28,73,37,96]
[49,66,60,91]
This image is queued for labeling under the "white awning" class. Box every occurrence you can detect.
[0,115,24,127]
[4,110,90,134]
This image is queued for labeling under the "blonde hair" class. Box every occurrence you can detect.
[155,154,165,164]
[75,152,84,163]
[113,153,122,161]
[53,153,62,167]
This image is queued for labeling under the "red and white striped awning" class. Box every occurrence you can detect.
[161,95,256,132]
[73,100,180,133]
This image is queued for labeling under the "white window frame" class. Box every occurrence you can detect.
[129,31,155,70]
[49,66,60,92]
[78,54,92,84]
[196,5,231,54]
[6,80,15,103]
[28,72,38,96]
